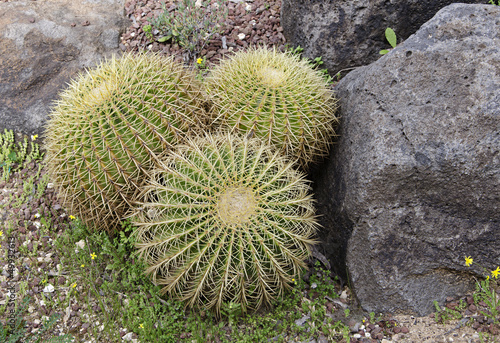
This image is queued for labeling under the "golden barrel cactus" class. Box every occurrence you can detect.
[44,53,206,233]
[205,46,339,169]
[132,132,319,314]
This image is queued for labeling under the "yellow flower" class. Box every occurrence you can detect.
[72,283,77,288]
[197,58,203,64]
[139,323,144,329]
[31,134,38,140]
[69,215,76,220]
[465,256,473,267]
[0,230,3,237]
[91,252,97,260]
[81,264,85,268]
[492,267,500,279]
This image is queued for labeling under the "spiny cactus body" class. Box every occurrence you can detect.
[205,46,338,168]
[132,132,319,314]
[45,53,206,233]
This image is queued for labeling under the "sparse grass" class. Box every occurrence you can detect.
[1,143,353,343]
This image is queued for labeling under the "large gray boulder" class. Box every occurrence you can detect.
[311,4,500,315]
[281,0,487,76]
[0,0,129,137]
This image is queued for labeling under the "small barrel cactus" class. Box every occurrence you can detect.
[205,46,339,169]
[44,52,206,233]
[132,132,319,314]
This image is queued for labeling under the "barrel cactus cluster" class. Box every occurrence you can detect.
[44,47,338,314]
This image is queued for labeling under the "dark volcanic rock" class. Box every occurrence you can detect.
[311,4,500,315]
[281,0,487,76]
[0,0,129,137]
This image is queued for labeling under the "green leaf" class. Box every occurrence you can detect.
[157,35,171,42]
[385,27,397,48]
[8,151,17,161]
[379,49,389,55]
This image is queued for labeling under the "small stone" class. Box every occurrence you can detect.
[82,20,90,26]
[43,284,55,293]
[75,240,85,250]
[353,334,361,339]
[122,332,134,341]
[237,33,246,40]
[47,183,54,189]
[350,322,360,333]
[294,314,310,327]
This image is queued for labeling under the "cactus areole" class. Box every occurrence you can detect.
[132,133,320,315]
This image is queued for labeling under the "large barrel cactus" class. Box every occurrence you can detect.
[45,53,206,233]
[205,46,339,168]
[132,132,319,314]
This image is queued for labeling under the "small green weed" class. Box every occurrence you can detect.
[464,256,500,324]
[433,300,463,324]
[380,27,397,55]
[0,129,43,181]
[489,0,500,5]
[142,24,154,42]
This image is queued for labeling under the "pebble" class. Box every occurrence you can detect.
[43,284,55,293]
[122,332,134,341]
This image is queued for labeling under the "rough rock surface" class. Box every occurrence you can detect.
[311,4,500,316]
[0,0,129,137]
[281,0,487,76]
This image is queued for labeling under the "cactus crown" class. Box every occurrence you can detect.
[205,46,339,169]
[132,132,319,314]
[45,53,206,232]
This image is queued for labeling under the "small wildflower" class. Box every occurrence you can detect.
[0,230,3,237]
[31,134,38,140]
[139,323,144,329]
[197,58,203,64]
[69,215,76,220]
[486,276,490,281]
[491,267,500,279]
[91,252,97,260]
[72,283,77,288]
[465,256,473,267]
[81,264,85,268]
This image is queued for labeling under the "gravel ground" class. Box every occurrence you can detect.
[1,0,499,342]
[121,0,287,66]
